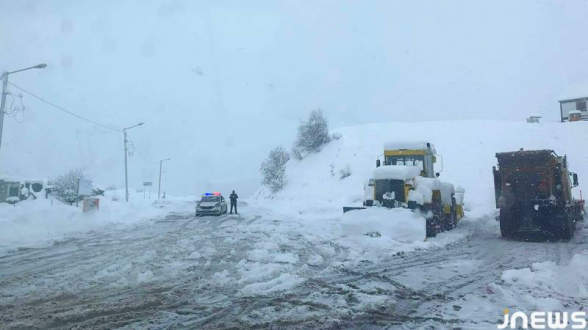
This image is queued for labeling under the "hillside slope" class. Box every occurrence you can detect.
[251,120,588,219]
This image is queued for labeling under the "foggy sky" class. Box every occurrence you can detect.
[1,0,587,195]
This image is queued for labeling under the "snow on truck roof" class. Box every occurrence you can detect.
[383,141,434,151]
[373,165,422,180]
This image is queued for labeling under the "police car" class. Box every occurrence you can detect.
[195,192,228,217]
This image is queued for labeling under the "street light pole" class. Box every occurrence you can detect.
[158,158,170,200]
[123,122,144,202]
[0,63,47,149]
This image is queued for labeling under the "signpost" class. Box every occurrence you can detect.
[143,182,153,199]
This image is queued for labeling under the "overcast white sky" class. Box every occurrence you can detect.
[1,0,587,195]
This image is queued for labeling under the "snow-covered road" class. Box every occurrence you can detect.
[1,202,586,330]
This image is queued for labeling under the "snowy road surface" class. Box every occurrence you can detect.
[1,202,586,329]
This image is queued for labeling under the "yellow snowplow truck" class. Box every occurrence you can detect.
[343,142,464,237]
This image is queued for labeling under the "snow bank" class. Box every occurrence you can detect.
[250,120,588,219]
[0,189,193,254]
[373,165,421,180]
[341,208,426,243]
[502,251,588,300]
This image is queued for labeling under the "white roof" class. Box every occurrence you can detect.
[373,165,422,180]
[569,110,583,114]
[0,176,46,182]
[559,82,588,101]
[383,141,433,150]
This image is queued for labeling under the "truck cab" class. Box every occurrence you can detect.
[360,141,464,236]
[378,141,438,178]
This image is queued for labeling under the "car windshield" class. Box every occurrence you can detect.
[200,196,220,203]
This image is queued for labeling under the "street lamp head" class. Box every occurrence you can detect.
[138,122,145,126]
[35,63,47,69]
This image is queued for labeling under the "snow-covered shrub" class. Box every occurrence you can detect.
[260,147,291,193]
[332,132,342,140]
[339,163,352,179]
[52,168,86,205]
[294,109,331,155]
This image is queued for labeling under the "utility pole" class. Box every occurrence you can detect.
[158,158,170,200]
[122,122,144,202]
[0,76,8,148]
[123,129,129,202]
[0,63,46,148]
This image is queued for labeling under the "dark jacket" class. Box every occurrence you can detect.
[229,193,238,203]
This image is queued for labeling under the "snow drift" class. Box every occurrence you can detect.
[0,189,194,255]
[341,208,426,243]
[251,120,588,219]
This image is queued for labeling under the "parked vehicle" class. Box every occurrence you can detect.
[195,192,228,217]
[569,110,583,122]
[344,141,464,237]
[493,149,584,240]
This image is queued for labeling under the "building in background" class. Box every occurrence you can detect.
[559,83,588,122]
[0,177,46,203]
[0,178,22,203]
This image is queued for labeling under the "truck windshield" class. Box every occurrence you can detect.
[385,155,424,170]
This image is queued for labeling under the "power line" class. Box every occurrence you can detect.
[8,82,122,132]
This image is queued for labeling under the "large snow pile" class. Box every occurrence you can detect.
[251,120,588,219]
[501,252,588,307]
[0,189,194,254]
[341,208,426,243]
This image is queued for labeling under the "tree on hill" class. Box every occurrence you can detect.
[294,109,331,155]
[260,146,290,193]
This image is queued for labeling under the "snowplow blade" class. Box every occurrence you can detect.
[343,207,366,213]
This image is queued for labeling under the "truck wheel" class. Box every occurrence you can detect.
[427,213,443,237]
[500,208,516,238]
[575,205,584,222]
[426,218,438,237]
[558,213,574,240]
[443,214,454,231]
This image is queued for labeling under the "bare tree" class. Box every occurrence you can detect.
[294,109,331,155]
[260,147,290,193]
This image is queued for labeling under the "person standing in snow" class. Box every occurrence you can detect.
[229,190,238,214]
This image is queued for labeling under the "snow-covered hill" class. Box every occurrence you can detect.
[251,120,588,219]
